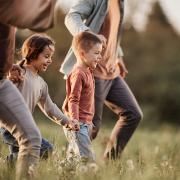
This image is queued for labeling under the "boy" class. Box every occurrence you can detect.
[63,31,103,162]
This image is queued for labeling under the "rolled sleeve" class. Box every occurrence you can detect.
[64,0,95,36]
[117,46,124,57]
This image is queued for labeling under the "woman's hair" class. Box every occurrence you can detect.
[19,33,55,67]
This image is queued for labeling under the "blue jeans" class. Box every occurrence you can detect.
[64,123,95,162]
[0,128,53,160]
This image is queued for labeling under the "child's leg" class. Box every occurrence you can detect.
[9,145,19,157]
[0,128,18,146]
[63,127,80,159]
[1,128,53,160]
[76,123,95,162]
[40,138,53,159]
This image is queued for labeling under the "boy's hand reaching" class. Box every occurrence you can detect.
[66,119,80,131]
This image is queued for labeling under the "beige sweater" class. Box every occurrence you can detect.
[17,68,69,126]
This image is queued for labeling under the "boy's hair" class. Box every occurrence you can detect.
[72,31,102,55]
[21,33,55,64]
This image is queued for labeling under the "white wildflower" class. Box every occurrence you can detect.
[126,159,135,171]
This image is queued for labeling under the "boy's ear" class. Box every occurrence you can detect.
[79,49,85,59]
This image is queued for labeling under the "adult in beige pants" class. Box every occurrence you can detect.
[0,0,56,179]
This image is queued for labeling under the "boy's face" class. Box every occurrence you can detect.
[81,43,102,70]
[31,45,54,72]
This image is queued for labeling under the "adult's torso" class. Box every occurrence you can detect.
[94,0,121,79]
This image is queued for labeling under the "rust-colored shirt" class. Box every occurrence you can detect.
[94,0,120,79]
[63,65,94,124]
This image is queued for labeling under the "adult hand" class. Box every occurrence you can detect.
[117,57,128,78]
[7,64,25,84]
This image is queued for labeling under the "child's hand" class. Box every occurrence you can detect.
[8,64,25,84]
[66,119,80,131]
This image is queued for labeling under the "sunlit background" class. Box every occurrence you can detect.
[1,1,180,179]
[58,0,180,34]
[15,0,180,126]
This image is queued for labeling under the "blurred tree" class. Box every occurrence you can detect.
[123,2,180,124]
[15,3,180,124]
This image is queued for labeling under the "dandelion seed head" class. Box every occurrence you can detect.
[88,163,99,173]
[126,159,135,171]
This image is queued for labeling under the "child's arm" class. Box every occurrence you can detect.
[65,119,79,131]
[67,72,83,121]
[38,82,77,128]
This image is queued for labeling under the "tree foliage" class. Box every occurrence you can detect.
[16,3,180,124]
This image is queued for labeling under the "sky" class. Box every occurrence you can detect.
[57,0,180,35]
[159,0,180,34]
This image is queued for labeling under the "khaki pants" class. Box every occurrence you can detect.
[0,79,41,179]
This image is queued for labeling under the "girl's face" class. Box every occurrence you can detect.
[30,45,55,72]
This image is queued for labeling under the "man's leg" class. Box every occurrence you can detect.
[0,79,41,179]
[91,78,113,139]
[104,76,143,159]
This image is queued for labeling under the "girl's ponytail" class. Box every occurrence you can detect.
[18,58,26,69]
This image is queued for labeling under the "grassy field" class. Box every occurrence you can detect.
[0,120,180,180]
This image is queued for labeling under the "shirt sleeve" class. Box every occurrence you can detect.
[117,45,124,57]
[67,72,83,120]
[0,0,56,31]
[64,0,96,36]
[38,81,69,126]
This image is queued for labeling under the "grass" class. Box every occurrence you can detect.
[0,119,180,180]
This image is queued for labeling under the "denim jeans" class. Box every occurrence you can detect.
[63,123,95,162]
[0,128,53,160]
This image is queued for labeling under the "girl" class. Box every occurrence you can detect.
[1,33,79,163]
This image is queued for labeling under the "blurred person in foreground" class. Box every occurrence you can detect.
[0,0,57,179]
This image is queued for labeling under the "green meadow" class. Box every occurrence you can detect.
[1,118,180,180]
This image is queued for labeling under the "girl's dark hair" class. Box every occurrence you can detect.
[20,33,55,66]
